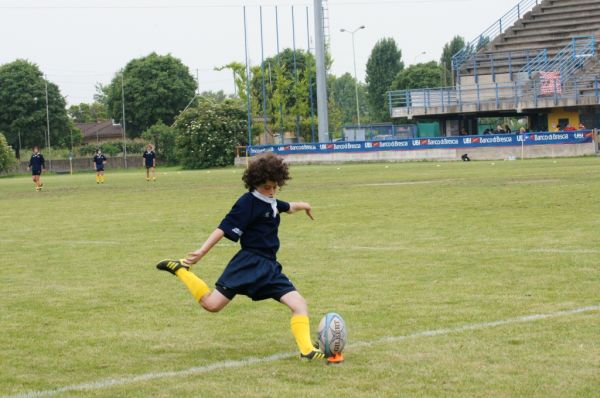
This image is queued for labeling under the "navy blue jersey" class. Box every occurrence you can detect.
[28,153,45,170]
[143,150,156,167]
[93,154,107,167]
[219,192,290,260]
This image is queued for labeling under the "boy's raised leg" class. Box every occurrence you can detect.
[156,259,211,302]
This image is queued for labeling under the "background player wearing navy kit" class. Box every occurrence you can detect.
[93,149,107,184]
[156,152,325,361]
[27,146,45,191]
[143,144,156,181]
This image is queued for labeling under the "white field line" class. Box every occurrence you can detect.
[329,245,600,254]
[0,239,121,246]
[355,179,457,187]
[3,305,599,398]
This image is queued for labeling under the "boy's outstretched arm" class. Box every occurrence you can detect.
[288,202,314,220]
[185,228,225,265]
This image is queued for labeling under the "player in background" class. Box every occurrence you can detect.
[143,144,156,182]
[27,146,45,192]
[93,149,107,184]
[156,152,325,361]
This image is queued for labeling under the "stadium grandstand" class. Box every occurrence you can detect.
[388,0,600,135]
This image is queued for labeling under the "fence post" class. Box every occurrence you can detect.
[441,88,445,112]
[495,83,500,108]
[595,76,599,103]
[477,83,481,111]
[491,53,496,82]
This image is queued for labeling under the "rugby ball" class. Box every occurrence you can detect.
[317,312,347,357]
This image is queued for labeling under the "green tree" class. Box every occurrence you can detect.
[0,132,17,173]
[391,61,444,91]
[104,53,197,138]
[174,98,247,169]
[220,49,319,143]
[252,49,316,141]
[68,102,108,123]
[330,72,369,126]
[0,60,71,157]
[365,38,404,122]
[440,35,466,85]
[141,121,178,165]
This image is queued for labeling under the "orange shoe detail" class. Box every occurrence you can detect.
[327,352,344,364]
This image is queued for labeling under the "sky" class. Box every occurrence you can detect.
[0,0,523,106]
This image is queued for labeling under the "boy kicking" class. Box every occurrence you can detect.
[143,144,156,181]
[156,152,325,360]
[27,146,45,191]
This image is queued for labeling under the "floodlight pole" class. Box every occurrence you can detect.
[44,76,52,171]
[314,0,329,142]
[121,73,128,168]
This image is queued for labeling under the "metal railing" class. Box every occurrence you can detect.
[519,36,596,81]
[389,74,600,115]
[452,0,540,72]
[457,48,547,83]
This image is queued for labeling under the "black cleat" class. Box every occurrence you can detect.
[156,259,190,275]
[300,350,326,361]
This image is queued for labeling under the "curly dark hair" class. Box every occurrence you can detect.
[243,152,290,191]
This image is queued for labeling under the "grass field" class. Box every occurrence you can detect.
[1,158,599,398]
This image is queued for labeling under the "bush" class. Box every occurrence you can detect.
[0,132,17,173]
[78,139,145,157]
[123,140,145,155]
[174,99,247,169]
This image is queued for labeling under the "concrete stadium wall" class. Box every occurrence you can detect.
[235,141,598,166]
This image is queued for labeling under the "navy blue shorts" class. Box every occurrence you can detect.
[96,167,104,172]
[216,250,296,301]
[31,169,41,176]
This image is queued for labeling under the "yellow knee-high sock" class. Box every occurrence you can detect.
[290,315,314,355]
[95,175,99,183]
[175,268,211,302]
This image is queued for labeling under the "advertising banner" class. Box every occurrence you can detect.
[248,131,594,156]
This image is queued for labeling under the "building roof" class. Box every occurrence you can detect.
[76,120,124,143]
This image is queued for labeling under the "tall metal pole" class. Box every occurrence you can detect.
[341,26,365,128]
[314,0,329,142]
[291,6,300,141]
[259,6,269,138]
[243,6,252,148]
[44,76,52,171]
[275,6,284,138]
[306,7,316,142]
[351,33,361,128]
[121,73,128,168]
